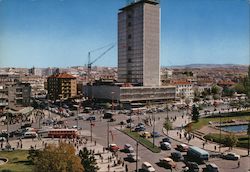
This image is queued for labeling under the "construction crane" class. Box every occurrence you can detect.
[87,43,115,84]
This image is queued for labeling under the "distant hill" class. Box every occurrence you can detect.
[165,64,248,69]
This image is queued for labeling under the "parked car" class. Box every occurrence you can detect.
[109,144,119,152]
[109,118,116,122]
[0,137,6,142]
[124,144,134,153]
[162,137,171,144]
[176,144,189,152]
[141,162,156,172]
[171,151,184,161]
[204,163,219,172]
[222,152,240,160]
[140,132,151,138]
[159,158,176,169]
[127,153,140,162]
[151,131,160,138]
[160,142,171,150]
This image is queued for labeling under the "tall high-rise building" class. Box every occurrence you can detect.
[118,0,160,86]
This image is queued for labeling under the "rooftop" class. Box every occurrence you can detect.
[48,73,76,79]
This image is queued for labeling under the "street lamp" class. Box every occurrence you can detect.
[135,140,139,172]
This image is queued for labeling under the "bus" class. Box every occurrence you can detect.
[47,129,79,138]
[187,146,209,162]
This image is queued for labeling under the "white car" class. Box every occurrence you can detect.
[141,162,155,172]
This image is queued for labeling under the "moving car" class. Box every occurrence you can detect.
[162,137,171,144]
[134,126,145,132]
[171,151,184,161]
[222,152,240,160]
[160,142,171,150]
[124,144,134,153]
[127,153,140,162]
[176,144,189,152]
[159,157,176,169]
[141,162,155,172]
[204,163,219,172]
[109,144,119,152]
[86,116,96,121]
[103,112,113,119]
[151,131,161,138]
[186,161,199,172]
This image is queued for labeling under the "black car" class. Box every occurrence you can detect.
[103,112,113,119]
[21,123,32,129]
[162,137,171,144]
[86,116,96,121]
[171,151,184,161]
[186,162,199,172]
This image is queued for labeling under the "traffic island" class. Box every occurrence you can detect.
[120,129,161,153]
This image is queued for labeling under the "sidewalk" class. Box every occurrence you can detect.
[163,116,248,156]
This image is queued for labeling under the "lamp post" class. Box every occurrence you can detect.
[152,114,155,148]
[135,140,139,172]
[107,121,110,148]
[219,112,222,153]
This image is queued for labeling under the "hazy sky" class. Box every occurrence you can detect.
[0,0,249,68]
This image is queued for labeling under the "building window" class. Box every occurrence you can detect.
[128,34,132,39]
[127,22,132,27]
[128,58,132,63]
[128,46,132,51]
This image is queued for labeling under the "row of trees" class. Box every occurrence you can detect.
[28,142,99,172]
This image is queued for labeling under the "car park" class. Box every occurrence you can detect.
[222,152,240,160]
[160,142,171,150]
[159,157,176,169]
[171,151,184,161]
[141,162,155,172]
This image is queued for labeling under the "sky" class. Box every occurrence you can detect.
[0,0,249,68]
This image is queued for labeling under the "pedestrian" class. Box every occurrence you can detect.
[237,161,240,168]
[125,164,128,172]
[107,164,110,172]
[214,145,216,151]
[203,142,205,148]
[94,140,96,146]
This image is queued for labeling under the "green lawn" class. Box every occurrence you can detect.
[122,129,161,153]
[190,115,250,131]
[204,133,250,149]
[0,150,33,172]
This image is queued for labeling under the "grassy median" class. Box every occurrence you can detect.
[0,150,33,172]
[122,129,161,153]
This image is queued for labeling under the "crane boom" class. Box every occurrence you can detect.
[87,44,115,84]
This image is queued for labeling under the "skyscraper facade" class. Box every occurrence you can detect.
[118,0,160,86]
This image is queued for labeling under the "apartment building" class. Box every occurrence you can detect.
[47,73,77,100]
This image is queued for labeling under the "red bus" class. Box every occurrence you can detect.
[47,129,79,138]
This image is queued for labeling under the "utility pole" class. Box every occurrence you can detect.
[136,140,139,172]
[107,121,110,148]
[153,114,155,148]
[219,113,222,153]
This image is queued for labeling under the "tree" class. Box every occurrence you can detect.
[225,134,238,150]
[33,142,84,172]
[79,147,99,172]
[164,117,172,135]
[233,83,246,94]
[191,105,200,122]
[27,147,39,164]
